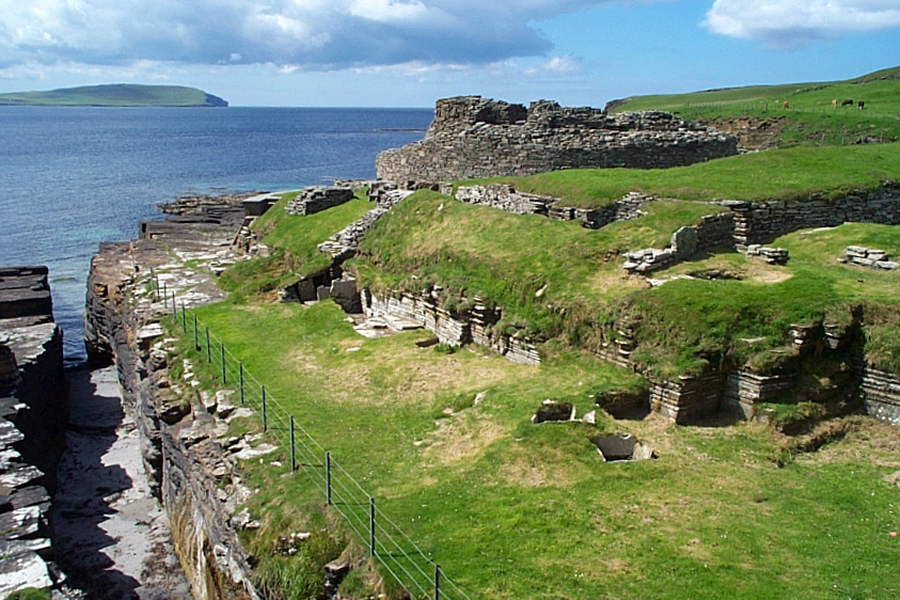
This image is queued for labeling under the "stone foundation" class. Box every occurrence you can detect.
[361,289,541,365]
[286,186,353,216]
[860,365,900,425]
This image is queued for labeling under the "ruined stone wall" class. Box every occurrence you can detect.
[376,96,738,182]
[623,212,735,274]
[729,184,900,247]
[361,289,541,365]
[860,365,900,425]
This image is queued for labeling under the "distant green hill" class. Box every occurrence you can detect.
[607,66,900,147]
[0,84,228,107]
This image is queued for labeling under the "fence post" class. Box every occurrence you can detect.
[220,342,226,384]
[181,302,187,333]
[152,269,159,301]
[205,327,211,362]
[369,497,376,557]
[193,314,199,350]
[290,416,296,472]
[435,564,442,600]
[325,452,332,505]
[261,385,268,432]
[162,280,167,302]
[239,362,244,405]
[171,292,177,317]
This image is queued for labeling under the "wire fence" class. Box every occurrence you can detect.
[154,283,471,600]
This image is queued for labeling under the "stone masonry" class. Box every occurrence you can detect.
[841,246,899,270]
[376,96,738,182]
[286,186,354,216]
[623,212,735,274]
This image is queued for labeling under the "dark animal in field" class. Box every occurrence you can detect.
[858,101,865,110]
[783,101,790,109]
[841,99,854,106]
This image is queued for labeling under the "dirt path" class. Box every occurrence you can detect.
[52,366,192,600]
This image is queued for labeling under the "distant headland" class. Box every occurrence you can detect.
[0,84,228,107]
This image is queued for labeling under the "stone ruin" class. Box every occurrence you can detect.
[840,246,898,270]
[376,96,738,182]
[286,186,354,216]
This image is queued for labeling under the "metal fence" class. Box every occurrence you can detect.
[158,289,471,600]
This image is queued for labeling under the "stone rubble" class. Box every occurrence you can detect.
[744,244,790,265]
[840,246,898,270]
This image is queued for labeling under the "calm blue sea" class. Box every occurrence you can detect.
[0,106,432,363]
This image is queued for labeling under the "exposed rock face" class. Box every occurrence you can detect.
[376,96,738,182]
[85,202,260,599]
[0,267,67,597]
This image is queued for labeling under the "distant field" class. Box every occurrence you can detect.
[0,83,228,107]
[610,66,900,146]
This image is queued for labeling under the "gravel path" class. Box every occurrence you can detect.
[52,366,192,599]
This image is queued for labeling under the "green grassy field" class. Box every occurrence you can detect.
[177,297,900,600]
[610,67,900,146]
[465,143,900,208]
[0,84,227,106]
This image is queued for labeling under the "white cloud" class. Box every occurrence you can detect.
[0,0,629,71]
[703,0,900,47]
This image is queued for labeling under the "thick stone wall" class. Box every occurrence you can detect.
[361,289,541,365]
[376,96,738,182]
[286,186,354,216]
[728,183,900,247]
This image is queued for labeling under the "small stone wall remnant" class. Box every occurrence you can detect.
[376,96,738,182]
[841,246,898,270]
[860,365,900,425]
[744,245,789,265]
[623,212,735,274]
[286,186,354,216]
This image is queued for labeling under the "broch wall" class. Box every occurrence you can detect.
[376,96,738,182]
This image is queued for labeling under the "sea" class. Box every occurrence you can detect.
[0,106,433,364]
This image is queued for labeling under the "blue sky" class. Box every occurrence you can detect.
[1,1,899,107]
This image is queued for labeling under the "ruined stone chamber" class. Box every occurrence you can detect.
[376,96,738,182]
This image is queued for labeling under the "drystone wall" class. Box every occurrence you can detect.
[728,183,900,247]
[286,186,354,216]
[376,96,738,182]
[0,266,67,596]
[453,184,652,229]
[623,212,735,274]
[860,365,900,425]
[361,289,541,365]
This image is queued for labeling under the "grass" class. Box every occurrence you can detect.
[622,223,900,376]
[609,67,900,146]
[352,190,720,339]
[0,84,226,107]
[173,296,900,600]
[462,142,900,208]
[220,189,373,299]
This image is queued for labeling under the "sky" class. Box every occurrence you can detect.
[1,0,899,107]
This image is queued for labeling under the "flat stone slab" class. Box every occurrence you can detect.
[0,505,42,539]
[591,434,638,461]
[0,465,43,490]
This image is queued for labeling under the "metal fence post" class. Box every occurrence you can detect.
[435,564,442,600]
[290,416,296,472]
[205,327,211,362]
[369,497,376,557]
[193,314,199,350]
[162,280,167,302]
[325,452,332,505]
[261,385,267,432]
[220,342,226,384]
[239,362,244,405]
[181,302,187,333]
[171,292,177,317]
